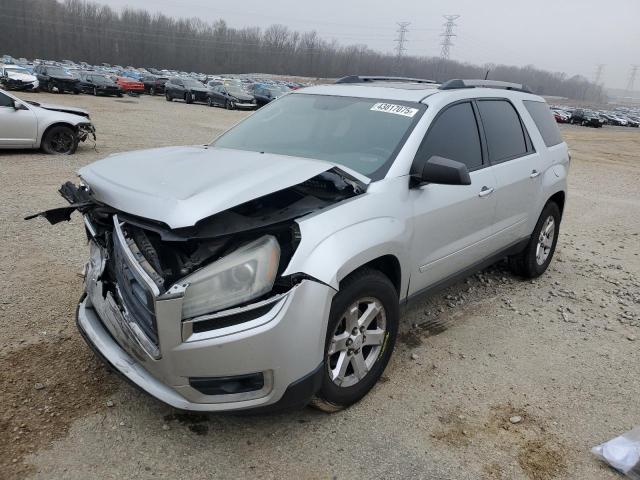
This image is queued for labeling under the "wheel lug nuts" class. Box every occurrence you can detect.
[359,326,365,332]
[347,349,353,356]
[346,339,353,346]
[352,328,358,335]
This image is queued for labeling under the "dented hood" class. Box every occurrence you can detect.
[28,101,90,118]
[78,146,342,229]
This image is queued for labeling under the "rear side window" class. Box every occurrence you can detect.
[418,102,483,171]
[477,100,529,163]
[523,100,564,147]
[0,91,13,107]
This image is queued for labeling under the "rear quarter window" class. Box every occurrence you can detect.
[477,99,530,163]
[523,100,564,147]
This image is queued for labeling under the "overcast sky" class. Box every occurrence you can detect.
[101,0,639,89]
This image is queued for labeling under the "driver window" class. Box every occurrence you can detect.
[0,91,14,108]
[416,101,483,171]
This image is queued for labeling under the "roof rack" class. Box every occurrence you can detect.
[335,75,436,85]
[439,79,532,94]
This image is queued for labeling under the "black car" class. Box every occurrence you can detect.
[141,75,168,95]
[77,72,123,97]
[33,65,80,94]
[164,77,210,104]
[250,85,286,106]
[570,109,603,128]
[207,84,257,110]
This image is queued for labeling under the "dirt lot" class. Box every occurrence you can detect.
[1,92,639,480]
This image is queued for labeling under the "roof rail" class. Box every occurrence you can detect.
[439,79,532,94]
[335,75,436,85]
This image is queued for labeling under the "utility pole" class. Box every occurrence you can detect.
[593,64,605,85]
[440,15,460,60]
[394,22,410,63]
[625,64,639,99]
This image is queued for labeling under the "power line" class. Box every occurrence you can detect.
[439,15,460,60]
[394,22,410,59]
[593,64,605,85]
[625,64,639,96]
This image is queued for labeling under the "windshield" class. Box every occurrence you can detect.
[6,66,27,73]
[47,67,68,76]
[213,93,424,179]
[182,78,204,88]
[227,86,246,96]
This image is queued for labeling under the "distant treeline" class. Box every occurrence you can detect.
[0,0,605,101]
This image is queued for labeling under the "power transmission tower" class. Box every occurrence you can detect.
[394,22,410,60]
[626,64,639,97]
[593,64,605,85]
[440,15,460,60]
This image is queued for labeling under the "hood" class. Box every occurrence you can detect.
[27,101,89,118]
[6,71,36,82]
[189,87,209,92]
[230,92,254,101]
[78,146,342,229]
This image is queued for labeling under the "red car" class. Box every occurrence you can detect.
[115,76,144,93]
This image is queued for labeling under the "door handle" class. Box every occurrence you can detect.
[478,186,494,198]
[530,169,541,178]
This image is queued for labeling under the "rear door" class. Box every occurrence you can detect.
[475,99,545,247]
[0,91,37,146]
[409,101,498,295]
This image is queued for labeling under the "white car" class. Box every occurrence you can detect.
[0,88,95,154]
[0,64,39,91]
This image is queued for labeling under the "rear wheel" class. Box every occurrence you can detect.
[149,86,156,96]
[225,100,234,110]
[41,125,77,155]
[185,92,193,104]
[207,97,214,107]
[165,92,172,102]
[509,201,561,278]
[311,269,398,412]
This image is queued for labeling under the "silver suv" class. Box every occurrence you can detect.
[32,77,568,413]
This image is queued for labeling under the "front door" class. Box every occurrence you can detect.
[409,101,498,296]
[0,91,37,147]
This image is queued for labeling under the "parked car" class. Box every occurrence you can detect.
[207,84,257,110]
[0,88,95,154]
[77,72,123,97]
[30,77,567,413]
[0,64,39,91]
[141,75,168,95]
[251,84,286,106]
[164,77,210,103]
[115,76,145,93]
[33,65,80,94]
[570,109,603,127]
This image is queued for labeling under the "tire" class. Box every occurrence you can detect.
[509,201,561,279]
[207,97,214,107]
[41,125,78,155]
[117,92,123,98]
[149,86,156,96]
[185,92,193,104]
[311,269,399,412]
[73,89,80,95]
[93,87,98,96]
[225,100,234,110]
[165,92,172,102]
[46,81,54,93]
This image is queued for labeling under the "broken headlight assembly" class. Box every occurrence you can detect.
[178,235,281,319]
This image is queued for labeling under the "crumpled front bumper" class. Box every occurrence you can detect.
[77,240,335,412]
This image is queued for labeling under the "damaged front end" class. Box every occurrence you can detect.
[28,169,364,351]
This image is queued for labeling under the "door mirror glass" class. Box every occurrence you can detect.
[411,155,471,187]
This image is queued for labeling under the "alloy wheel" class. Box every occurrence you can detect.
[536,216,555,265]
[327,297,387,388]
[48,131,75,154]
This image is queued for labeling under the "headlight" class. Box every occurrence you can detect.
[178,235,280,319]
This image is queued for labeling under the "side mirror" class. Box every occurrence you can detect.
[11,99,28,111]
[411,156,471,187]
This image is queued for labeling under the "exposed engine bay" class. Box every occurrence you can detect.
[27,168,365,311]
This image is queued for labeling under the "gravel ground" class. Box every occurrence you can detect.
[1,92,639,480]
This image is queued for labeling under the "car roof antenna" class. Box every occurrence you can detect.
[484,69,490,80]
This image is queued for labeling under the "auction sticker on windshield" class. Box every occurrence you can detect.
[370,103,418,117]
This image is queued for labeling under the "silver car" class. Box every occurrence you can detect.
[32,77,568,413]
[0,88,95,154]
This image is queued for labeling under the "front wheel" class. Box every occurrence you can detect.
[207,97,214,107]
[509,202,561,278]
[312,269,398,412]
[149,86,156,96]
[41,125,78,155]
[185,92,193,104]
[93,87,98,96]
[165,92,172,101]
[225,100,234,110]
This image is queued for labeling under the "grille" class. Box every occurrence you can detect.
[112,229,159,345]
